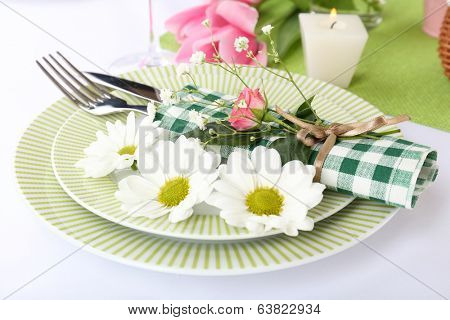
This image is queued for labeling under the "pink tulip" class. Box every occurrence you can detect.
[165,0,267,66]
[229,88,266,131]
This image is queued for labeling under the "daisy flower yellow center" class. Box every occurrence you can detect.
[158,177,190,207]
[245,187,284,216]
[118,145,137,156]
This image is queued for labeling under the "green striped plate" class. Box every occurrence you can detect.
[50,68,360,240]
[15,90,398,275]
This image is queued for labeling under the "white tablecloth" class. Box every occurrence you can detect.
[1,0,449,299]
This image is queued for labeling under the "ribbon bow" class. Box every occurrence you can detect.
[275,106,410,182]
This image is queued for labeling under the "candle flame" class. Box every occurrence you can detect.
[330,8,337,19]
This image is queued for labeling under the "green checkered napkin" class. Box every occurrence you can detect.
[154,87,438,209]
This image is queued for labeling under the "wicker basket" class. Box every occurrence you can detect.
[439,6,450,79]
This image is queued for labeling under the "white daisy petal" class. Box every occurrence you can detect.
[296,183,326,208]
[114,135,220,224]
[282,224,300,237]
[206,192,247,211]
[278,160,315,191]
[220,210,251,228]
[245,220,265,234]
[120,175,159,199]
[296,216,314,231]
[212,180,245,200]
[116,155,135,170]
[210,146,325,237]
[75,157,116,178]
[219,150,256,193]
[76,111,153,178]
[251,146,282,187]
[139,155,166,186]
[131,202,171,219]
[168,207,194,223]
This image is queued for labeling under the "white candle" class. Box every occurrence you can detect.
[299,11,368,88]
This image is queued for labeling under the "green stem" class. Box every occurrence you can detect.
[186,73,198,88]
[279,60,321,123]
[207,28,249,88]
[263,112,297,134]
[369,129,401,136]
[247,52,290,81]
[251,35,321,123]
[210,63,249,88]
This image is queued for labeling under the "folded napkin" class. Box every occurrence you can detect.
[154,87,438,208]
[309,137,437,209]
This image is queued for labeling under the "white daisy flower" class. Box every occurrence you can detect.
[189,50,206,64]
[159,88,180,105]
[75,112,144,178]
[115,136,220,223]
[234,36,249,52]
[176,63,190,77]
[261,24,274,35]
[206,146,326,236]
[188,110,208,130]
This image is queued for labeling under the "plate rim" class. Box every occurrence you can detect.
[14,65,400,275]
[51,108,355,241]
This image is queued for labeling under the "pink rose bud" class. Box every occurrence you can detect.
[228,88,266,131]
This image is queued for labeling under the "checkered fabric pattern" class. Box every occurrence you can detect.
[155,85,233,135]
[155,87,438,209]
[154,86,272,159]
[310,137,438,208]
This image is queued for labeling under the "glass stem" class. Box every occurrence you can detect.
[148,0,155,46]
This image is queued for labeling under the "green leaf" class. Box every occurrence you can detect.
[289,0,310,11]
[256,0,297,45]
[313,0,356,10]
[269,133,311,164]
[184,121,263,147]
[275,13,301,58]
[257,0,297,27]
[295,96,316,122]
[159,32,180,52]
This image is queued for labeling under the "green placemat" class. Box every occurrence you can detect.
[284,0,450,131]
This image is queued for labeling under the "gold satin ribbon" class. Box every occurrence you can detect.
[275,106,411,182]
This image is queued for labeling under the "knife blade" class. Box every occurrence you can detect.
[85,72,161,102]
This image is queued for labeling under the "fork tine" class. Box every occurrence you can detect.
[36,60,88,108]
[42,57,94,106]
[48,54,102,102]
[56,52,112,99]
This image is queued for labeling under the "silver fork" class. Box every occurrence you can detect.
[36,52,148,115]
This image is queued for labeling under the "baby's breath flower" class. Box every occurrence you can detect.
[201,19,210,28]
[188,110,208,131]
[189,51,206,64]
[261,24,274,35]
[234,36,249,53]
[160,88,179,105]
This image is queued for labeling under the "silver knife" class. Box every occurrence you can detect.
[85,72,161,102]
